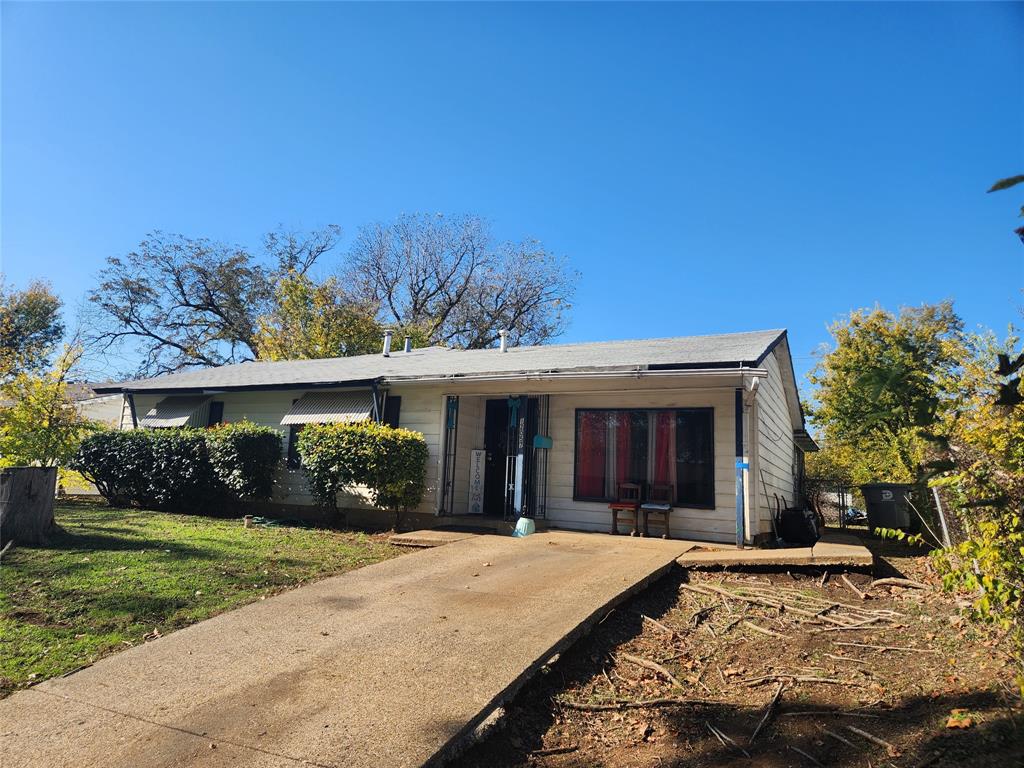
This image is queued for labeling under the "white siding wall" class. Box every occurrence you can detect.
[756,350,799,527]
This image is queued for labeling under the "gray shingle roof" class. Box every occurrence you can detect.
[96,329,786,393]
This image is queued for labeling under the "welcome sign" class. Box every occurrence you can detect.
[468,449,486,515]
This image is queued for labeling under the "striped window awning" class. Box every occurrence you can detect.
[140,395,211,428]
[280,391,376,426]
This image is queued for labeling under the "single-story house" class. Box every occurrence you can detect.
[93,329,817,545]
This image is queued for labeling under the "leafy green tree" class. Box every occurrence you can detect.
[0,280,64,380]
[254,273,388,360]
[0,346,100,468]
[806,302,966,485]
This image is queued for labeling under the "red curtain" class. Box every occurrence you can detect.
[653,411,675,484]
[615,412,632,486]
[576,412,607,498]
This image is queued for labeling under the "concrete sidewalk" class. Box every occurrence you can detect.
[1,532,690,768]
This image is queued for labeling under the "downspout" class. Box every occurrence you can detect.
[734,386,747,549]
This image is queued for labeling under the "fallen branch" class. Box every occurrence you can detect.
[870,577,927,590]
[834,641,939,654]
[558,696,719,711]
[789,745,825,767]
[743,620,787,639]
[619,652,683,688]
[815,616,886,632]
[822,727,858,749]
[687,603,717,627]
[819,570,830,586]
[601,666,617,696]
[706,721,750,758]
[780,710,883,719]
[745,674,863,687]
[722,616,744,634]
[749,681,785,744]
[845,724,901,756]
[642,613,681,638]
[841,574,867,600]
[529,745,578,757]
[0,539,14,559]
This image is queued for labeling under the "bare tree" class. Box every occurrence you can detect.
[345,214,577,348]
[88,226,341,376]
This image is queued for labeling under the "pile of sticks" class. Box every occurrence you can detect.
[680,581,904,632]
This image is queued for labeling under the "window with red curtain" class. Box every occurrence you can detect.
[575,410,608,498]
[574,408,713,505]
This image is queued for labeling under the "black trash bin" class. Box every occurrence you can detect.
[859,483,913,532]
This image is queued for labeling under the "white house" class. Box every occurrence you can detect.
[94,329,816,545]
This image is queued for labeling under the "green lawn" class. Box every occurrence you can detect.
[0,503,403,697]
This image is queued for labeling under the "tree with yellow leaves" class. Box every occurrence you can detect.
[0,345,101,468]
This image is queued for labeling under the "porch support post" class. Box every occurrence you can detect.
[734,387,747,549]
[126,393,138,429]
[370,380,382,423]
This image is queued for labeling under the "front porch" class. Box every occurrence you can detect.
[427,376,764,545]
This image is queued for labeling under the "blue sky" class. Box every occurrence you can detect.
[2,1,1022,384]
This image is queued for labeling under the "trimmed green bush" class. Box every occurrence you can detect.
[297,421,428,526]
[206,421,283,500]
[72,421,283,512]
[145,428,217,510]
[71,430,153,507]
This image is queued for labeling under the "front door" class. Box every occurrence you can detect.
[482,399,508,517]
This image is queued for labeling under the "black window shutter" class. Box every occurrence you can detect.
[383,396,402,428]
[206,401,225,427]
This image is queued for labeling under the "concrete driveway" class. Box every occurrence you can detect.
[1,531,692,768]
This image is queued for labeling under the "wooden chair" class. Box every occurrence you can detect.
[641,483,674,539]
[609,483,642,536]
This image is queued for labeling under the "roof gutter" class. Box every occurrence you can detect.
[94,364,771,396]
[382,367,768,386]
[92,377,383,396]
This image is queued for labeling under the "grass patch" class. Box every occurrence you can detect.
[0,503,403,696]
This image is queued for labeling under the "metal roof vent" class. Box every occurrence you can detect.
[499,329,508,353]
[382,331,393,357]
[404,336,412,353]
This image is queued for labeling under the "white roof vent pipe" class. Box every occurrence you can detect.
[404,336,412,353]
[499,330,508,353]
[382,330,393,357]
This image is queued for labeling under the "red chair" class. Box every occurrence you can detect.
[609,483,642,536]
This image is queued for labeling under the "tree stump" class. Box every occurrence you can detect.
[0,467,57,547]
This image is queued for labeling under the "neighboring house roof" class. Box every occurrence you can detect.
[65,382,98,401]
[66,382,123,402]
[94,329,788,394]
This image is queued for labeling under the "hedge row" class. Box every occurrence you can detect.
[71,421,283,512]
[297,421,428,525]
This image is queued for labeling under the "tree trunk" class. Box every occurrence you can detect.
[0,467,57,547]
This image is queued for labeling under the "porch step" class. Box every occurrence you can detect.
[389,528,488,548]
